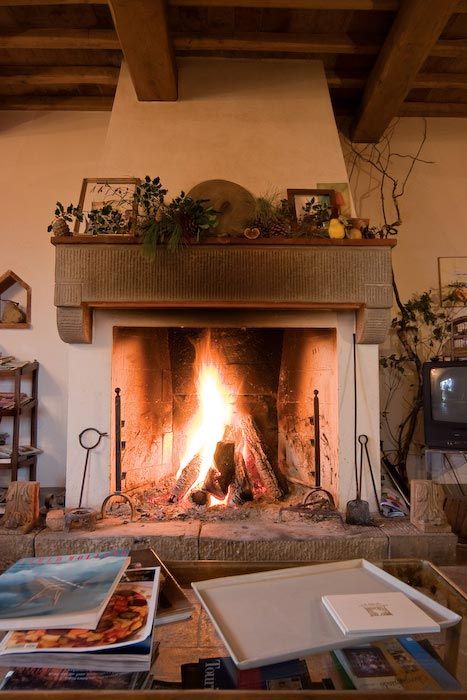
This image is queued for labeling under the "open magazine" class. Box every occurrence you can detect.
[0,569,160,672]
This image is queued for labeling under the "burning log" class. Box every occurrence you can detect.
[168,454,202,503]
[214,441,235,493]
[231,452,253,505]
[238,415,285,500]
[191,488,208,506]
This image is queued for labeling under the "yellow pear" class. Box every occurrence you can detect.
[328,218,345,239]
[348,226,363,239]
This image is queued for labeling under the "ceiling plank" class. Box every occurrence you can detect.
[431,40,467,58]
[0,95,113,109]
[108,0,177,100]
[399,101,467,116]
[175,32,380,54]
[0,66,119,87]
[0,29,119,49]
[351,0,460,143]
[0,0,107,4]
[170,1,398,7]
[328,70,467,89]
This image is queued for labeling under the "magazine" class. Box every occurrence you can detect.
[0,570,160,672]
[322,591,440,636]
[0,667,149,690]
[128,548,193,625]
[0,551,130,631]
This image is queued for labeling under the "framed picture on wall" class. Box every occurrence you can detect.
[287,188,336,230]
[438,257,467,307]
[74,177,141,236]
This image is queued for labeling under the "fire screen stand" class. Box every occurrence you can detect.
[101,388,137,521]
[281,389,336,517]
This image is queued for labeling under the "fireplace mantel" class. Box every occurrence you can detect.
[52,238,395,344]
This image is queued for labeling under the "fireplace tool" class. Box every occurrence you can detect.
[345,333,371,525]
[281,389,335,517]
[64,427,107,531]
[101,388,137,521]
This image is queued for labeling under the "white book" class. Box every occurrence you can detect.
[321,591,440,637]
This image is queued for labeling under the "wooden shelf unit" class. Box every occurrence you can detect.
[0,361,39,481]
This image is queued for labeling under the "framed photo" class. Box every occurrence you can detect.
[287,189,336,230]
[74,177,140,235]
[438,256,467,306]
[317,182,352,218]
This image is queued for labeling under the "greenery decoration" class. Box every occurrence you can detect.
[380,289,466,484]
[136,176,167,216]
[47,202,83,233]
[245,192,291,237]
[141,192,218,254]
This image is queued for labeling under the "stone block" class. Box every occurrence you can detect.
[198,520,388,561]
[34,520,200,560]
[382,519,458,565]
[0,527,37,571]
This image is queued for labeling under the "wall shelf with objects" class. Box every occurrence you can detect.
[0,270,31,329]
[0,360,39,482]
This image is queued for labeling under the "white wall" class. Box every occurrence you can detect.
[0,111,110,485]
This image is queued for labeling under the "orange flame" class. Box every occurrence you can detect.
[177,333,233,497]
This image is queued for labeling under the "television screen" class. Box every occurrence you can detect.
[430,367,467,423]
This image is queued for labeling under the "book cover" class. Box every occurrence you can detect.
[398,636,462,690]
[0,571,159,655]
[181,657,328,690]
[334,647,403,690]
[322,591,440,636]
[0,667,146,690]
[128,548,193,625]
[0,551,130,631]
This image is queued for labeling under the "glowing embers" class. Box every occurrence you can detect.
[169,332,285,507]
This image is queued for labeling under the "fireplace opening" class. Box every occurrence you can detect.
[112,326,338,519]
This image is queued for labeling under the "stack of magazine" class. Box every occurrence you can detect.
[0,548,193,691]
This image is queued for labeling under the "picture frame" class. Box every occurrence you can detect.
[438,256,467,307]
[74,177,141,235]
[287,189,336,231]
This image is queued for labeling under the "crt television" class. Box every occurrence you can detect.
[423,361,467,450]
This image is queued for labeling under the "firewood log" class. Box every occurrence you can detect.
[168,454,202,503]
[238,415,285,499]
[231,452,253,505]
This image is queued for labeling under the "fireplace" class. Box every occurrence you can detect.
[111,326,338,514]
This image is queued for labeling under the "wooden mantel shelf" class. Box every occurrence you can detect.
[51,235,397,247]
[53,238,395,345]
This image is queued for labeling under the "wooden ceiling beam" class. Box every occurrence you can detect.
[0,66,119,87]
[351,0,460,143]
[170,0,399,8]
[109,0,177,101]
[175,33,380,54]
[0,29,119,49]
[0,95,113,109]
[399,101,467,116]
[328,70,467,90]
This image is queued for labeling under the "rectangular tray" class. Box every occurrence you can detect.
[191,558,461,669]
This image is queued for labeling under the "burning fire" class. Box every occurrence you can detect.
[177,333,234,498]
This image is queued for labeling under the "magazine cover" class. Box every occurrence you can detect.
[0,551,130,630]
[0,667,145,690]
[0,570,160,654]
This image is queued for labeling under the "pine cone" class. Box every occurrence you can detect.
[52,217,71,237]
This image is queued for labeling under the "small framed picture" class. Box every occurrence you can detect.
[438,256,467,306]
[287,189,336,230]
[74,177,141,235]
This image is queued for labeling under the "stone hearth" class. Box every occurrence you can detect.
[0,519,457,572]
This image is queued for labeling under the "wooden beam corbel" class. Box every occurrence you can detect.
[108,0,177,101]
[351,0,459,143]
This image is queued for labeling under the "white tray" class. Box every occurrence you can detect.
[191,559,461,669]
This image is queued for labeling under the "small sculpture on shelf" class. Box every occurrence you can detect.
[1,299,26,324]
[0,481,40,534]
[410,479,451,533]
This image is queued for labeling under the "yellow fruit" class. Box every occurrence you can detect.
[328,218,345,239]
[348,226,363,239]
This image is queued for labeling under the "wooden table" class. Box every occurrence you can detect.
[2,559,467,699]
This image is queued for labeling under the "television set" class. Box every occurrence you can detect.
[423,361,467,450]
